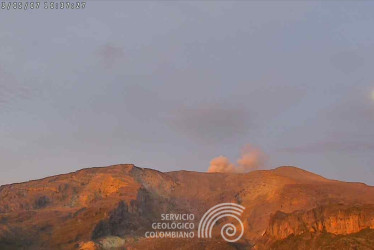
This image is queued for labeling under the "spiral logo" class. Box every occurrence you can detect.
[198,203,245,242]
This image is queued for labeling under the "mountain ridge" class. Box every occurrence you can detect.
[0,164,332,188]
[1,164,374,249]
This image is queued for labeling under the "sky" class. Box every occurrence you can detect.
[1,1,374,185]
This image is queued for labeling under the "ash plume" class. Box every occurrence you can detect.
[208,144,266,173]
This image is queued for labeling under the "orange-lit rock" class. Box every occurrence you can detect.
[0,165,374,249]
[265,204,374,240]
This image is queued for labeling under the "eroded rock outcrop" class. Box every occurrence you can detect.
[265,204,374,240]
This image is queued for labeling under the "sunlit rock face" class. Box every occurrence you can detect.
[0,164,374,249]
[265,204,374,240]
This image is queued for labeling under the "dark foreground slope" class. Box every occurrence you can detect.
[0,164,374,249]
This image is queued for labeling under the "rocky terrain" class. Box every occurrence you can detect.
[0,164,373,249]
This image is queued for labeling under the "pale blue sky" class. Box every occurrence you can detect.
[1,1,374,185]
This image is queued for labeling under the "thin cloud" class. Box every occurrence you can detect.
[97,44,125,69]
[0,67,35,112]
[281,141,374,154]
[169,103,252,144]
[330,50,365,74]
